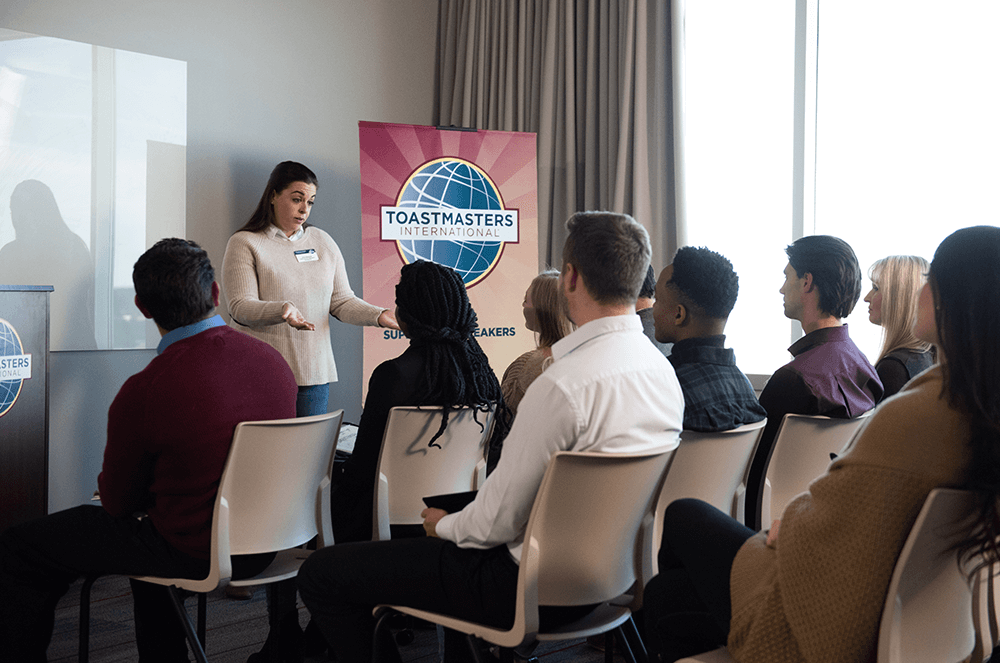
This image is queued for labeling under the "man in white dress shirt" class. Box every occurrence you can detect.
[297,211,684,663]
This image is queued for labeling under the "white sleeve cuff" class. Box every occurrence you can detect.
[435,512,458,542]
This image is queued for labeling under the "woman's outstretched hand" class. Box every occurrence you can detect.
[378,309,400,330]
[282,303,315,331]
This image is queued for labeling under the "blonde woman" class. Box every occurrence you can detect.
[500,270,575,418]
[863,255,935,398]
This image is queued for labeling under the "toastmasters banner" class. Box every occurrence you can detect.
[359,121,539,403]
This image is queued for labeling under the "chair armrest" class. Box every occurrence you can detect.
[374,473,391,541]
[761,478,771,526]
[474,458,487,489]
[732,484,746,522]
[318,475,334,548]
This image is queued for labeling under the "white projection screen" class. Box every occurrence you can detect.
[0,29,186,350]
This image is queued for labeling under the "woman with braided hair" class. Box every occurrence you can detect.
[331,260,506,544]
[252,261,507,662]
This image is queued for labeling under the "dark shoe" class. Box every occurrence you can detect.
[302,619,330,658]
[247,612,304,663]
[226,584,255,600]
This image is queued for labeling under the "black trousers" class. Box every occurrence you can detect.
[298,536,520,663]
[0,504,271,663]
[643,499,755,662]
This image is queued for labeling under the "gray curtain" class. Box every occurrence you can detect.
[434,0,680,269]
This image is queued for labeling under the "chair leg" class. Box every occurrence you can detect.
[619,616,649,663]
[165,586,209,663]
[197,591,207,647]
[469,634,505,663]
[373,607,398,662]
[79,574,100,663]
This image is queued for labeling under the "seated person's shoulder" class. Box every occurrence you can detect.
[866,366,941,417]
[371,350,417,383]
[842,367,963,461]
[758,362,805,399]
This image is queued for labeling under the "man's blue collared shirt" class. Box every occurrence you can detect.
[156,314,227,354]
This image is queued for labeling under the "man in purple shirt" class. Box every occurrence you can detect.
[746,235,883,529]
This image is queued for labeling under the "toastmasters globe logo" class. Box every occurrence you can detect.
[0,319,31,418]
[380,157,519,287]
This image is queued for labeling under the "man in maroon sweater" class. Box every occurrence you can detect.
[0,238,297,662]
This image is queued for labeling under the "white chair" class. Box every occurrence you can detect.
[877,488,977,663]
[676,488,978,663]
[760,413,869,526]
[81,410,344,663]
[653,420,766,556]
[376,448,676,663]
[972,562,1000,662]
[372,405,493,541]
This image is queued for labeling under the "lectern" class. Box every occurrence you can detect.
[0,285,52,533]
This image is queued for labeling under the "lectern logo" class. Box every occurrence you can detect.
[0,319,31,418]
[380,157,519,288]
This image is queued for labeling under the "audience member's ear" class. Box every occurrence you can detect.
[134,295,153,320]
[563,263,579,293]
[674,303,688,327]
[802,272,815,293]
[211,281,221,307]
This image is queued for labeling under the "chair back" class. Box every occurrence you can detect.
[654,420,766,548]
[877,488,977,663]
[374,405,493,539]
[132,410,344,592]
[761,413,868,524]
[221,410,343,556]
[675,489,979,663]
[524,449,674,609]
[972,562,1000,662]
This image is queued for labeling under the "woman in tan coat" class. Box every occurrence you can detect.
[645,225,1000,663]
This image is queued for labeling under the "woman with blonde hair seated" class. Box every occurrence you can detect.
[863,255,935,397]
[500,269,575,418]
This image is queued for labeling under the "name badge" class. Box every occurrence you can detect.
[294,249,319,263]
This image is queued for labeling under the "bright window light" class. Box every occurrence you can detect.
[814,0,1000,363]
[682,1,797,375]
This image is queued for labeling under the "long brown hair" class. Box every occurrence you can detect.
[235,161,318,234]
[930,227,1000,575]
[529,270,574,348]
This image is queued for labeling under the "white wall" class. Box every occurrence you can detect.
[0,0,439,510]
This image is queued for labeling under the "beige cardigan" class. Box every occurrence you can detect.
[728,366,971,663]
[500,348,551,418]
[222,225,384,386]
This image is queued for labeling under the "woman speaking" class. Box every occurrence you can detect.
[223,161,398,417]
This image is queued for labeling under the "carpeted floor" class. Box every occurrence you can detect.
[51,575,623,662]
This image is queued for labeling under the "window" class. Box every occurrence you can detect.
[681,1,1000,376]
[0,30,186,350]
[681,1,797,375]
[814,0,1000,361]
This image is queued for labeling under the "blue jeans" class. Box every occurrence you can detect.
[296,383,330,418]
